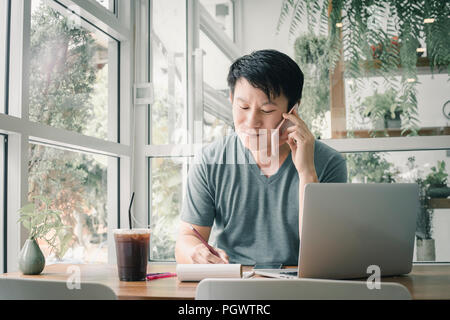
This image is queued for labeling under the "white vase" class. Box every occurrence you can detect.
[416,238,436,262]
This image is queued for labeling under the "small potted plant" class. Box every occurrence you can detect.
[406,157,436,261]
[424,161,450,199]
[361,89,403,130]
[17,196,72,275]
[415,177,436,261]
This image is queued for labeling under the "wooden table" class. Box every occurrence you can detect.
[1,263,450,300]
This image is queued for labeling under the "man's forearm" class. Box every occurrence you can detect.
[298,172,319,236]
[175,234,203,264]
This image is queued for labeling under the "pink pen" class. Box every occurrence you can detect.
[146,273,177,281]
[190,225,221,258]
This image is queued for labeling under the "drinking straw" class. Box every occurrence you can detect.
[128,192,135,229]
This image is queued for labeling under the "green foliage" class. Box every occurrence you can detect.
[18,196,72,259]
[408,157,434,240]
[27,4,108,261]
[358,88,403,134]
[150,158,184,260]
[361,89,400,120]
[294,33,330,137]
[278,0,450,136]
[424,161,448,187]
[345,152,399,183]
[29,3,97,132]
[415,176,434,240]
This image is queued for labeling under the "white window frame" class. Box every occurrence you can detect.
[132,0,150,232]
[199,1,240,61]
[0,134,5,273]
[0,0,8,114]
[0,0,134,271]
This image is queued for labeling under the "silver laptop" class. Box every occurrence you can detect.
[254,183,419,280]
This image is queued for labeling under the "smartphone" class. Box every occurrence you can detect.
[253,263,283,269]
[277,107,296,136]
[271,104,297,155]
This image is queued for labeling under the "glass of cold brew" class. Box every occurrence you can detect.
[114,229,151,281]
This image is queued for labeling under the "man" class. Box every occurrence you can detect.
[175,49,347,265]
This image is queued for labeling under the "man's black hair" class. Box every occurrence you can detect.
[227,49,304,111]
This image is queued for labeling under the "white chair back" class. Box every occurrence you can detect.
[196,278,411,300]
[0,278,117,300]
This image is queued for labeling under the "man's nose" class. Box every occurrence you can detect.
[245,109,262,128]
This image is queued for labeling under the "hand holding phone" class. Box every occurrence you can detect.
[271,105,297,155]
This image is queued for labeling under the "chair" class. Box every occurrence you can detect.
[195,278,412,300]
[0,278,117,300]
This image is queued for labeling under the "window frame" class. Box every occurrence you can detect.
[0,0,134,271]
[0,0,9,114]
[0,134,5,273]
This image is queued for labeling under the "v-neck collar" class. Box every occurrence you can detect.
[235,133,293,185]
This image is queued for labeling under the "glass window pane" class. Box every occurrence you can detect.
[343,74,450,139]
[151,0,187,145]
[287,7,450,140]
[199,30,231,94]
[200,0,234,42]
[28,143,110,264]
[241,2,449,140]
[0,0,7,113]
[94,0,115,12]
[149,157,187,261]
[203,111,232,144]
[343,150,450,262]
[199,32,233,144]
[29,1,117,141]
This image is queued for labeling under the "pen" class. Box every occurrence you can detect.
[146,272,177,281]
[189,224,221,258]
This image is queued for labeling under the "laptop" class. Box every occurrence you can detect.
[254,183,419,280]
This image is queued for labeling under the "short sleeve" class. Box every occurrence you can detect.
[320,155,348,183]
[180,153,216,227]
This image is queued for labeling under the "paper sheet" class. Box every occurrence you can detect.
[176,264,242,282]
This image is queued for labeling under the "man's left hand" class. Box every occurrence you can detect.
[280,108,318,180]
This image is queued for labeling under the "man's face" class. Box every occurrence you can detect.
[231,77,289,152]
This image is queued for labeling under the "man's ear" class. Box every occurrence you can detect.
[294,100,301,112]
[229,92,233,104]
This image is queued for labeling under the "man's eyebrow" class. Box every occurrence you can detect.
[235,97,278,107]
[262,100,278,107]
[236,97,248,103]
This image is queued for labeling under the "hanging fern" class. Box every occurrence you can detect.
[277,0,450,136]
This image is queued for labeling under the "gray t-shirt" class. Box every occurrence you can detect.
[181,132,347,265]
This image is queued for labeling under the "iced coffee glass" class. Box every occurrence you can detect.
[113,229,151,281]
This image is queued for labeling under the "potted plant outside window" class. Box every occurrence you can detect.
[424,161,450,199]
[361,89,403,130]
[415,177,435,261]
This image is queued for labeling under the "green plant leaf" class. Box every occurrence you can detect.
[18,203,35,215]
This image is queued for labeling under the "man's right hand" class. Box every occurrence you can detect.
[175,221,230,264]
[189,243,229,264]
